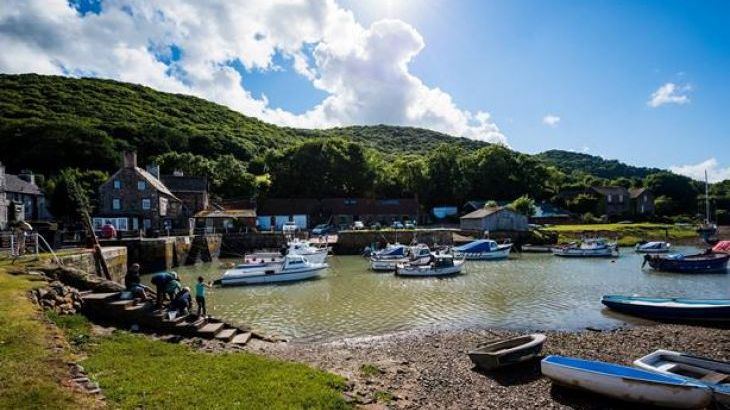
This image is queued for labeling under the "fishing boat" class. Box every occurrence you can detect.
[395,254,464,277]
[370,244,431,272]
[551,238,618,258]
[635,241,671,254]
[642,252,729,274]
[218,255,327,286]
[452,239,512,260]
[468,334,546,371]
[541,355,712,409]
[601,295,730,322]
[634,350,730,405]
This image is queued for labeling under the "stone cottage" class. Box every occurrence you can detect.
[94,152,182,234]
[0,163,7,230]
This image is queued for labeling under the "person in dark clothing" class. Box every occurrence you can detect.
[150,271,175,308]
[169,287,192,317]
[124,263,141,289]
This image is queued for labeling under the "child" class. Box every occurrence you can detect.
[195,276,210,317]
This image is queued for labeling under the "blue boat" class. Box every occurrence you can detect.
[453,239,512,260]
[601,295,730,322]
[643,252,729,274]
[541,355,712,408]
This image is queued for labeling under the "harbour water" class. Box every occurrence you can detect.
[160,246,730,342]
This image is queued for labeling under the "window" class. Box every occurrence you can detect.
[113,180,121,189]
[137,181,146,191]
[143,219,151,230]
[607,194,612,203]
[117,218,128,231]
[644,196,648,203]
[159,197,168,216]
[619,194,624,203]
[142,199,151,210]
[112,198,121,210]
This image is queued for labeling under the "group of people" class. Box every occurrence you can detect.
[123,263,210,318]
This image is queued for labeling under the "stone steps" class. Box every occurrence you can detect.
[231,332,252,345]
[197,322,225,339]
[214,328,237,342]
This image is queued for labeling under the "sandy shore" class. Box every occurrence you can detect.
[255,324,730,409]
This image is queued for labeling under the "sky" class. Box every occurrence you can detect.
[1,0,729,181]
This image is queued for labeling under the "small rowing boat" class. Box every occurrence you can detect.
[601,295,730,322]
[468,334,546,371]
[395,254,464,277]
[635,241,671,254]
[541,355,712,408]
[642,252,729,274]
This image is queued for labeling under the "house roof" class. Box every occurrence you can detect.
[103,167,180,201]
[591,186,629,196]
[533,202,572,218]
[258,198,321,215]
[4,174,42,196]
[195,209,256,218]
[460,206,509,219]
[629,187,648,199]
[160,175,207,193]
[257,198,419,216]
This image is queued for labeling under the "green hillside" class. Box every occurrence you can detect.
[536,150,662,179]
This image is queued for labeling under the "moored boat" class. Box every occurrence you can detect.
[642,252,729,274]
[541,355,712,409]
[634,349,730,405]
[218,255,327,286]
[601,295,730,322]
[551,238,617,258]
[635,241,671,254]
[468,333,546,371]
[453,239,512,260]
[395,254,464,277]
[370,244,431,272]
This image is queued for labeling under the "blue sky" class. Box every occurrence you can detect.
[4,0,730,179]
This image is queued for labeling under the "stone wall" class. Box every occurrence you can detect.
[335,229,455,255]
[58,246,128,283]
[99,235,221,274]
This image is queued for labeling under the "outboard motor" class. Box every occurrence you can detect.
[641,254,651,268]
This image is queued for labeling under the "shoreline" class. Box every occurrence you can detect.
[256,324,730,409]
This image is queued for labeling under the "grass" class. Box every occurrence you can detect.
[63,329,351,410]
[0,267,91,409]
[359,363,383,377]
[542,223,697,247]
[373,390,395,404]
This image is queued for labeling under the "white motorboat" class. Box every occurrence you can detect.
[552,238,618,257]
[219,255,327,286]
[244,239,329,265]
[395,254,465,277]
[370,244,431,271]
[634,349,730,405]
[453,239,512,260]
[635,241,671,254]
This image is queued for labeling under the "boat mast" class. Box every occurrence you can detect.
[705,169,710,225]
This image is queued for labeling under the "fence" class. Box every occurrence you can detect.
[0,231,40,257]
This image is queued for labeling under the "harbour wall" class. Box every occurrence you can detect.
[59,246,128,283]
[99,235,222,274]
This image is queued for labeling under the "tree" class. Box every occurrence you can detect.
[510,195,536,216]
[566,193,599,215]
[424,144,468,207]
[47,169,106,221]
[644,172,698,214]
[654,195,676,217]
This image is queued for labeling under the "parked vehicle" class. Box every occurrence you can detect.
[601,295,730,322]
[352,221,365,230]
[453,239,512,260]
[642,252,729,273]
[391,221,404,229]
[369,222,382,230]
[282,221,298,233]
[311,224,334,235]
[468,334,546,371]
[404,220,416,229]
[634,349,730,406]
[551,238,617,258]
[218,254,327,286]
[541,355,712,409]
[635,241,671,254]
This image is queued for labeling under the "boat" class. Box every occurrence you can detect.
[642,252,729,274]
[551,238,618,258]
[601,295,730,322]
[452,239,512,260]
[218,255,327,286]
[634,350,730,405]
[245,239,329,265]
[635,241,671,254]
[395,254,464,277]
[468,333,547,371]
[370,244,431,272]
[541,355,712,409]
[697,169,719,244]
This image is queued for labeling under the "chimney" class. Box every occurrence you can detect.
[146,164,160,179]
[18,169,35,186]
[122,151,137,168]
[173,169,184,177]
[0,162,5,190]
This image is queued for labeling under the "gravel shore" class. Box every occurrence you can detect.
[256,324,730,409]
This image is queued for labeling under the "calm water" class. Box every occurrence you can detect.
[157,247,730,342]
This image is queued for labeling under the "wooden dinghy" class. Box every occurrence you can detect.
[468,333,546,371]
[634,349,730,405]
[541,355,712,409]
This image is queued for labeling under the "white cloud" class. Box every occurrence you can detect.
[670,158,730,183]
[542,114,560,127]
[648,82,691,108]
[0,0,506,144]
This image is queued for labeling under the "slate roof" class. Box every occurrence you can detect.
[160,175,208,193]
[460,206,510,219]
[629,187,648,199]
[4,174,42,195]
[591,186,629,197]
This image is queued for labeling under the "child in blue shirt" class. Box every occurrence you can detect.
[195,276,210,317]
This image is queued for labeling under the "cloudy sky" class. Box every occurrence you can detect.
[1,0,729,180]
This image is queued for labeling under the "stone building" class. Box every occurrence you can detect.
[0,163,7,230]
[94,152,182,234]
[3,169,50,222]
[160,171,209,218]
[460,205,529,232]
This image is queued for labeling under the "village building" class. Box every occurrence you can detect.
[1,167,50,223]
[557,186,655,219]
[0,163,7,230]
[256,198,420,230]
[629,187,655,217]
[460,205,529,232]
[160,171,209,218]
[94,152,183,234]
[529,202,575,225]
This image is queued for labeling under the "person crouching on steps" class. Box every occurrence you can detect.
[195,276,210,318]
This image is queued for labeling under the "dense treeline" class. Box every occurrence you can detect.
[0,74,718,222]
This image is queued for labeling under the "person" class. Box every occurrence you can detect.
[195,276,211,317]
[168,286,192,318]
[150,271,174,308]
[124,263,141,289]
[164,272,182,302]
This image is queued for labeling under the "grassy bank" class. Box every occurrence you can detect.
[543,223,697,247]
[49,314,351,410]
[0,266,91,409]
